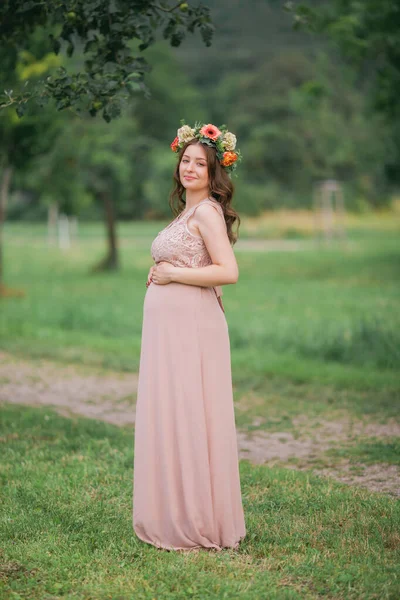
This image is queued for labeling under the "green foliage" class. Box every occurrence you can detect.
[287,0,400,117]
[1,0,397,215]
[0,38,64,170]
[0,0,214,121]
[142,145,178,217]
[287,0,400,183]
[167,0,394,209]
[9,40,205,220]
[214,50,390,206]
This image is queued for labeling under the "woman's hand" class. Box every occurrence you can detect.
[147,261,176,286]
[146,265,156,288]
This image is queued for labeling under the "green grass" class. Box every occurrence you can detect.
[2,226,400,369]
[2,223,400,412]
[1,218,400,597]
[1,404,399,600]
[326,438,400,466]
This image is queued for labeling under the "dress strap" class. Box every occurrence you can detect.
[187,199,225,303]
[191,197,222,214]
[164,199,208,231]
[168,198,225,229]
[178,198,207,221]
[184,198,225,225]
[182,198,225,310]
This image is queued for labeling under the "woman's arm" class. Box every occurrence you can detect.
[153,203,239,288]
[172,262,237,287]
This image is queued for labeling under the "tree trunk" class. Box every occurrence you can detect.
[92,191,119,271]
[0,164,13,288]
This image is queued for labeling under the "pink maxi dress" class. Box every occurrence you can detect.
[133,197,246,551]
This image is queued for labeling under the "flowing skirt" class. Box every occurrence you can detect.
[133,281,246,551]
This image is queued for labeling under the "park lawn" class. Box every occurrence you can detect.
[1,403,399,600]
[1,221,399,428]
[324,437,400,465]
[1,216,399,597]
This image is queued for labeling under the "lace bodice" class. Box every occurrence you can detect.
[151,197,226,298]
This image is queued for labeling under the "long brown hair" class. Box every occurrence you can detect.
[169,139,241,245]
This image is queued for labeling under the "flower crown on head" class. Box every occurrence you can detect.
[170,120,242,175]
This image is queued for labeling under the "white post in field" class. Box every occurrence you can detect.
[70,216,78,242]
[58,214,70,250]
[313,180,347,244]
[47,203,58,245]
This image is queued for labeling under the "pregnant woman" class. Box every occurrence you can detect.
[133,122,246,552]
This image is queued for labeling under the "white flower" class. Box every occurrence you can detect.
[177,125,196,144]
[222,131,237,151]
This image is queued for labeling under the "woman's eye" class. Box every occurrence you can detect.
[182,159,205,166]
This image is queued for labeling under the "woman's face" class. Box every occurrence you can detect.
[179,143,209,193]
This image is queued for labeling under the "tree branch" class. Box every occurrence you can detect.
[151,2,183,13]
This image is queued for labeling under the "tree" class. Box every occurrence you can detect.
[0,1,214,121]
[0,41,64,295]
[286,0,400,185]
[74,114,146,270]
[0,1,214,280]
[207,49,389,211]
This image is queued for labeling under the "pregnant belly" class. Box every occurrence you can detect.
[144,282,222,322]
[146,280,202,311]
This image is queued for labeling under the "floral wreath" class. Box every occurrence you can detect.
[170,120,242,175]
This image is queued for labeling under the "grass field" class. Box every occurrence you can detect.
[1,210,400,598]
[2,213,400,392]
[1,403,399,600]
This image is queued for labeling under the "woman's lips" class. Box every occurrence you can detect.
[184,176,196,180]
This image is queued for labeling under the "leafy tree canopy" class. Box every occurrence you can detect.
[286,0,400,185]
[286,0,400,121]
[0,0,214,121]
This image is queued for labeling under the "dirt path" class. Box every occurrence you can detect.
[1,351,399,498]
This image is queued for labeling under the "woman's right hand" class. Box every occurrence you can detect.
[146,265,156,288]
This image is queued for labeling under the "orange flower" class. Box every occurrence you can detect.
[199,123,222,141]
[170,136,179,152]
[221,151,238,167]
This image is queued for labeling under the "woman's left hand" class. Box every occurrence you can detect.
[151,261,176,285]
